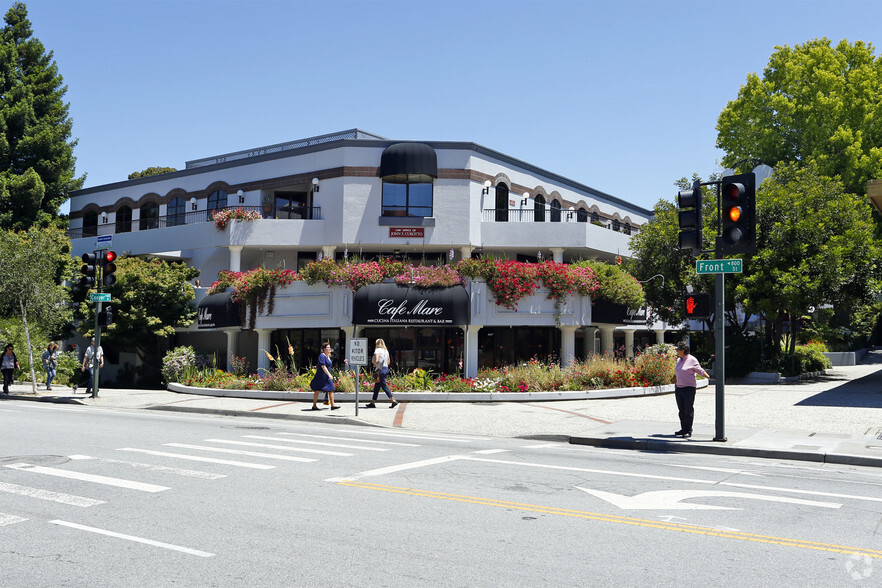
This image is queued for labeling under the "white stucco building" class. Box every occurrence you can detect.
[68,129,664,379]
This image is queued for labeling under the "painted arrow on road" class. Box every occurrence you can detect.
[576,487,842,510]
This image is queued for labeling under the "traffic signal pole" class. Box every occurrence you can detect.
[714,271,726,441]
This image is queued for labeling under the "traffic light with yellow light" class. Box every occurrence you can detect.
[718,173,756,255]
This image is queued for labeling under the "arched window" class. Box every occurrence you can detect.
[591,211,600,224]
[208,190,227,214]
[495,183,509,222]
[612,218,621,232]
[140,202,159,230]
[116,206,132,233]
[83,211,98,237]
[624,223,632,235]
[577,207,588,222]
[550,200,562,223]
[167,197,185,226]
[534,195,546,222]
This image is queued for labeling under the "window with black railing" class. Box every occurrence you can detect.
[534,195,545,222]
[83,211,98,237]
[168,197,186,227]
[550,200,562,223]
[116,206,132,233]
[140,202,159,230]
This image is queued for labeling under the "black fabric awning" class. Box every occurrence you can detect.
[592,299,648,325]
[379,143,438,178]
[353,282,469,325]
[197,291,241,329]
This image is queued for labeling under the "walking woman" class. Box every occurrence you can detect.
[366,338,398,409]
[673,341,709,438]
[1,344,20,395]
[310,342,340,410]
[42,342,58,391]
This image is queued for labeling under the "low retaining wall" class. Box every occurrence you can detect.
[167,380,711,402]
[822,349,867,366]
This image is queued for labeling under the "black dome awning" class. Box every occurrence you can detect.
[197,291,241,329]
[353,282,469,325]
[379,143,438,178]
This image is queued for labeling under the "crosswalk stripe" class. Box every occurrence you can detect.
[4,463,169,493]
[205,439,352,457]
[242,435,390,452]
[276,432,419,447]
[49,520,214,557]
[300,426,481,442]
[164,443,317,463]
[0,513,28,526]
[0,481,104,507]
[117,448,276,469]
[69,455,226,480]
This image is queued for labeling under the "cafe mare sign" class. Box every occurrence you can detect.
[352,283,470,325]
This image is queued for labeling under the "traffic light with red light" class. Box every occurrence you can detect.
[102,250,117,287]
[718,173,756,255]
[684,293,712,319]
[80,253,98,288]
[677,180,703,254]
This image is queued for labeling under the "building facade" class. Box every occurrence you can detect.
[68,130,663,379]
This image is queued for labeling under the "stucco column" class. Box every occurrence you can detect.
[255,328,272,374]
[321,245,336,261]
[584,327,598,356]
[229,245,243,272]
[460,246,474,259]
[559,325,578,367]
[550,247,564,263]
[655,329,666,345]
[598,326,616,355]
[463,325,480,379]
[624,329,635,358]
[224,329,238,372]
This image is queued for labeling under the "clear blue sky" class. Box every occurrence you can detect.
[22,0,882,214]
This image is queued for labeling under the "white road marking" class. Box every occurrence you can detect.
[721,481,882,504]
[206,439,352,457]
[277,432,419,447]
[165,443,317,463]
[577,487,842,510]
[665,464,764,477]
[242,435,390,452]
[49,520,214,557]
[0,481,104,507]
[326,454,467,483]
[0,513,27,526]
[472,449,508,455]
[69,455,226,480]
[117,448,275,469]
[4,463,169,493]
[303,425,481,442]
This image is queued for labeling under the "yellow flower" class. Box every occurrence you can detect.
[264,350,274,361]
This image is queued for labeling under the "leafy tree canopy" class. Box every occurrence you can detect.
[717,38,882,194]
[0,2,83,230]
[128,166,177,180]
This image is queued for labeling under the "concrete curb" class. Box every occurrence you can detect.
[568,436,882,468]
[165,381,702,402]
[145,404,383,428]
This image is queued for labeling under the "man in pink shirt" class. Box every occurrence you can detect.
[673,341,709,438]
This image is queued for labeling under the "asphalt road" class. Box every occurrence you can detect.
[1,401,880,586]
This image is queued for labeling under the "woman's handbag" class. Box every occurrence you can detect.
[373,371,380,384]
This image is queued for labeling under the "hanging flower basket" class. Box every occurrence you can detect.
[213,208,262,230]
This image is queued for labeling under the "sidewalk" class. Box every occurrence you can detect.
[4,352,881,467]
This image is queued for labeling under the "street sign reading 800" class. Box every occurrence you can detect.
[696,259,743,274]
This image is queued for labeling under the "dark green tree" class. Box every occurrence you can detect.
[0,2,83,230]
[128,166,177,180]
[79,256,199,387]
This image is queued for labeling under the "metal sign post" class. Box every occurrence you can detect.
[348,337,369,416]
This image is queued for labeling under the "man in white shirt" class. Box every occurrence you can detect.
[81,338,104,395]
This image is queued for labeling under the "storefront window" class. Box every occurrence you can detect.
[269,329,346,372]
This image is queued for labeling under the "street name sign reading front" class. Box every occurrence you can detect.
[348,338,369,366]
[90,293,111,302]
[696,259,743,275]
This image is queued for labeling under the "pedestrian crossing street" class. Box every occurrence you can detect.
[0,425,482,554]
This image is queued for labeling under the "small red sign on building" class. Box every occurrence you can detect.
[389,227,425,238]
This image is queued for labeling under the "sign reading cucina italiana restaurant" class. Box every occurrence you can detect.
[352,283,470,326]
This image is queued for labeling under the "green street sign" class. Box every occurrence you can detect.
[696,259,743,274]
[90,293,111,302]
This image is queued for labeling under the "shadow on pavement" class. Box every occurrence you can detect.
[796,356,882,408]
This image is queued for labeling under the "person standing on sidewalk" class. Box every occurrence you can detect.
[1,344,20,395]
[310,342,339,410]
[42,343,58,391]
[81,338,104,395]
[673,341,709,438]
[366,338,398,409]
